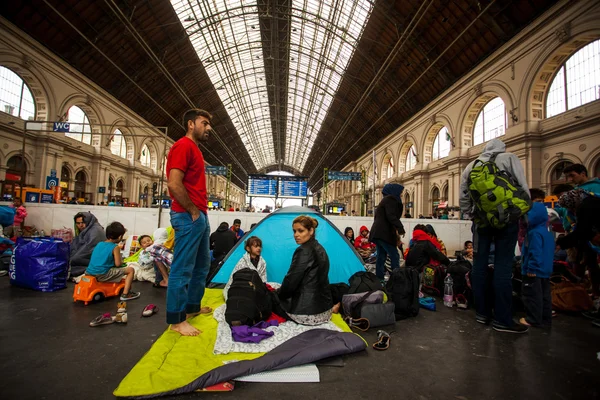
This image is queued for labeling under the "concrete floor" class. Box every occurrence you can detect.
[0,276,598,400]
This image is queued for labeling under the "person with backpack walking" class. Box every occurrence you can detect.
[369,183,406,280]
[459,138,531,333]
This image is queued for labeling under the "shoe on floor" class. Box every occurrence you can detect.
[90,313,114,327]
[582,310,600,320]
[0,270,8,277]
[120,291,140,301]
[492,322,529,334]
[113,312,128,324]
[117,301,127,313]
[142,304,159,317]
[475,314,491,325]
[372,330,391,351]
[455,294,468,310]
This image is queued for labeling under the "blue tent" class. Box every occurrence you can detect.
[210,206,365,284]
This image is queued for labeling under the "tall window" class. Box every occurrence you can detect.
[140,144,151,167]
[110,129,127,158]
[66,105,92,145]
[386,156,395,179]
[473,97,506,145]
[432,127,451,161]
[405,145,417,171]
[431,187,440,215]
[74,171,87,199]
[550,161,573,193]
[0,66,35,120]
[547,40,600,118]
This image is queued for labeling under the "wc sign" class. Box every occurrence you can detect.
[53,122,70,132]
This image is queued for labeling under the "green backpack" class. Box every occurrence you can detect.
[467,154,531,229]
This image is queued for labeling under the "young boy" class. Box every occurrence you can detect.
[223,236,267,300]
[85,222,140,301]
[520,202,554,327]
[463,240,474,263]
[138,234,172,288]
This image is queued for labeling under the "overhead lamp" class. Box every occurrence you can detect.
[184,16,195,22]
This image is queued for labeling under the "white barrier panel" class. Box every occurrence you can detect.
[3,203,473,253]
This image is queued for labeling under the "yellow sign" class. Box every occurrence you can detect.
[59,181,68,188]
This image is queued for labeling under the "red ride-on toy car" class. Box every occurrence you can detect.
[73,275,126,305]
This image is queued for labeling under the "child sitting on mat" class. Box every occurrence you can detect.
[223,236,267,300]
[138,234,172,288]
[85,222,140,301]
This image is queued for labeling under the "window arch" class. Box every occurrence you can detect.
[115,179,124,202]
[110,129,127,159]
[0,66,35,120]
[549,161,573,193]
[65,105,92,145]
[432,127,451,161]
[74,170,87,199]
[546,39,600,118]
[382,153,395,180]
[431,187,440,215]
[140,144,151,167]
[473,97,506,145]
[60,165,71,199]
[405,145,417,172]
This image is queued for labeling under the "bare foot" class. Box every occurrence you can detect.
[519,317,531,327]
[186,307,213,320]
[332,302,341,314]
[170,321,201,336]
[159,280,168,288]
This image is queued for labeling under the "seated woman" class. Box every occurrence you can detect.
[278,216,333,325]
[424,224,447,255]
[223,236,267,300]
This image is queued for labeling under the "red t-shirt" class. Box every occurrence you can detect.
[166,136,207,213]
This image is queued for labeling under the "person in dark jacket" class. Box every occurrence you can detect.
[369,183,406,279]
[70,212,106,278]
[343,227,355,244]
[519,202,554,328]
[405,225,449,272]
[210,222,237,261]
[278,215,333,325]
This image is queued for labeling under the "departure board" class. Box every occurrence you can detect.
[278,176,308,198]
[247,174,278,197]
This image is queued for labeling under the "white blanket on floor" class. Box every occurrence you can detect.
[212,304,342,355]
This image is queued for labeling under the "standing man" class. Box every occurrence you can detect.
[563,163,600,193]
[166,109,213,336]
[460,138,530,334]
[369,183,406,279]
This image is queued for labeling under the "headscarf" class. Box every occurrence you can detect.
[382,183,404,202]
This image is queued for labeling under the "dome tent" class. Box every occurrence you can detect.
[209,206,365,284]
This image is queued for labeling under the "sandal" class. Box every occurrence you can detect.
[142,304,159,317]
[455,294,468,310]
[345,317,370,332]
[117,301,127,313]
[90,313,114,327]
[113,312,128,324]
[372,330,391,351]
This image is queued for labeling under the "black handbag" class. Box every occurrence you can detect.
[360,302,396,328]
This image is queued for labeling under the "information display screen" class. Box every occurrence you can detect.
[248,174,278,197]
[278,176,308,198]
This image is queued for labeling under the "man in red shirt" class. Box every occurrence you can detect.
[166,109,213,336]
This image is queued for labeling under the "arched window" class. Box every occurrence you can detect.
[74,171,87,200]
[550,161,573,193]
[594,158,600,179]
[432,127,451,161]
[405,145,417,172]
[547,40,600,118]
[431,187,440,215]
[0,66,35,120]
[66,105,92,145]
[108,177,114,200]
[116,179,124,201]
[110,129,127,159]
[473,97,506,145]
[386,156,395,179]
[140,144,151,167]
[1,155,26,199]
[442,185,449,201]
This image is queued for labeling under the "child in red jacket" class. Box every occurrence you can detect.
[354,226,375,259]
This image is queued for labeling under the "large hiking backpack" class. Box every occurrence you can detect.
[467,154,531,229]
[225,268,272,326]
[386,268,419,320]
[348,271,384,294]
[421,264,446,297]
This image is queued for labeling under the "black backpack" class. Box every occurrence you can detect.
[348,271,384,294]
[329,283,350,305]
[225,268,272,326]
[386,268,419,320]
[421,264,446,297]
[447,260,472,303]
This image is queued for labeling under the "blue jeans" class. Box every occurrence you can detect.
[472,223,518,327]
[374,239,400,279]
[166,211,210,324]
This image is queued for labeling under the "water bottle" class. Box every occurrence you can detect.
[443,274,454,307]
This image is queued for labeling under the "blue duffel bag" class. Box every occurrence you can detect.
[9,237,70,292]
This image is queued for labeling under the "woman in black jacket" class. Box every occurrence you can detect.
[278,215,333,325]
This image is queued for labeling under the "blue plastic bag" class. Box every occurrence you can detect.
[9,237,70,292]
[0,206,15,227]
